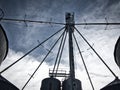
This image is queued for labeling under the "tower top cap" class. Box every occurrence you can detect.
[65,12,75,24]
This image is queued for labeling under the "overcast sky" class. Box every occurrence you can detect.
[0,0,120,90]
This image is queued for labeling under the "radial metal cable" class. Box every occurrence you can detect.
[1,18,65,25]
[73,33,95,90]
[55,30,67,77]
[0,27,65,74]
[75,22,120,25]
[74,26,118,78]
[52,29,66,76]
[22,29,65,90]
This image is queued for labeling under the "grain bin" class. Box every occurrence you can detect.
[0,24,8,65]
[62,78,82,90]
[114,36,120,68]
[40,77,61,90]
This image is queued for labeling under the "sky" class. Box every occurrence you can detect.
[0,0,120,90]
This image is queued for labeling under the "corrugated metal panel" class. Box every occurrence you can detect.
[0,24,8,65]
[114,36,120,68]
[62,78,82,90]
[0,75,19,90]
[40,77,61,90]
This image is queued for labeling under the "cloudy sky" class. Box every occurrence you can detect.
[0,0,120,90]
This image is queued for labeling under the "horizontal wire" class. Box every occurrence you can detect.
[75,22,120,25]
[2,18,120,26]
[1,18,65,25]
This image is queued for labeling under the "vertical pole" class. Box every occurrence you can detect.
[66,12,75,90]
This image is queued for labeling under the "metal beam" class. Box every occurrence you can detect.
[66,13,75,78]
[1,18,65,25]
[66,12,75,90]
[75,23,120,25]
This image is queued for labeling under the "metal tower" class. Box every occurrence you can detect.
[66,13,75,90]
[0,10,120,90]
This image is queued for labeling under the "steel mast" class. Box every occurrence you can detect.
[65,12,75,90]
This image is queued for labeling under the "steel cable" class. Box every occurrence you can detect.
[73,33,95,90]
[22,29,65,90]
[0,27,65,74]
[55,30,67,77]
[74,26,118,78]
[52,30,66,76]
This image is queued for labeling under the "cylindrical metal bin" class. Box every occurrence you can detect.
[40,77,61,90]
[62,78,82,90]
[114,36,120,68]
[0,24,8,65]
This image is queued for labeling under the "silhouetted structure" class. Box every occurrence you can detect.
[0,12,120,90]
[0,25,19,90]
[0,24,8,65]
[62,78,82,90]
[41,77,61,90]
[101,78,120,90]
[114,37,120,68]
[0,75,19,90]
